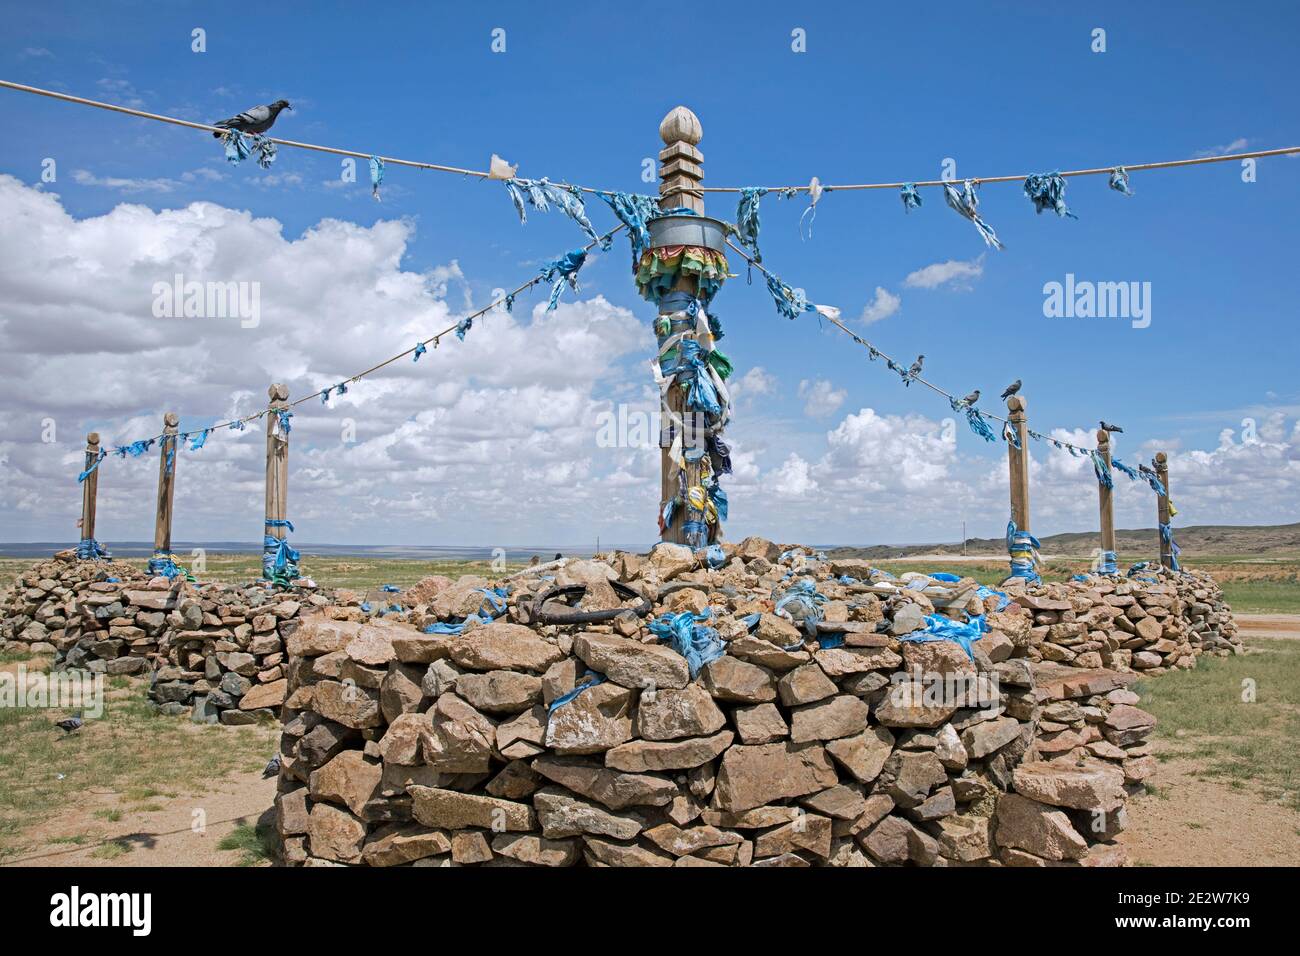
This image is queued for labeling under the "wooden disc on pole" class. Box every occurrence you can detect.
[153,412,179,555]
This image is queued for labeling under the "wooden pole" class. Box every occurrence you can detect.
[79,431,101,549]
[153,412,179,557]
[1155,451,1173,568]
[1006,395,1031,532]
[657,106,705,546]
[265,384,290,578]
[1096,429,1116,560]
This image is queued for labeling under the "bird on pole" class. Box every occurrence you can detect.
[904,355,924,386]
[212,100,292,138]
[1100,420,1124,433]
[1000,379,1022,400]
[959,389,980,407]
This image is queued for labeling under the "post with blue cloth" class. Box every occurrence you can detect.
[264,383,293,582]
[1155,451,1175,570]
[1096,428,1118,573]
[78,431,101,556]
[1006,395,1032,541]
[153,412,179,566]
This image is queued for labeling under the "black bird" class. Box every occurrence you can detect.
[261,755,282,779]
[1138,463,1155,477]
[55,711,83,734]
[1100,420,1124,433]
[959,389,980,407]
[212,100,292,138]
[1000,379,1021,400]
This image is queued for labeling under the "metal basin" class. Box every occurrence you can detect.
[648,214,727,253]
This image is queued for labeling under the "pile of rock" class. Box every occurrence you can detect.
[274,538,1187,867]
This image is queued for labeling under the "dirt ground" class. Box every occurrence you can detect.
[3,770,277,867]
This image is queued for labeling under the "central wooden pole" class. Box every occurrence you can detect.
[1006,395,1031,532]
[80,431,101,548]
[1096,428,1116,559]
[153,412,179,556]
[658,106,705,546]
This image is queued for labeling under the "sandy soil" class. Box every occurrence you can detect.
[1235,613,1300,639]
[1119,750,1300,866]
[4,770,277,867]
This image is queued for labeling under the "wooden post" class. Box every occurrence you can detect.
[1096,429,1116,561]
[79,431,101,549]
[153,412,179,557]
[265,384,290,576]
[1155,451,1173,568]
[1006,395,1031,532]
[657,106,705,545]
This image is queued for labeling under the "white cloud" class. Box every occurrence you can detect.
[1194,138,1249,158]
[768,453,818,497]
[904,256,984,290]
[729,366,775,405]
[798,379,847,418]
[860,286,900,324]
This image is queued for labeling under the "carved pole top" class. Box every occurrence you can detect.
[1096,429,1110,446]
[1006,395,1026,415]
[163,411,179,429]
[660,106,702,145]
[269,383,290,402]
[1155,451,1168,466]
[86,431,100,446]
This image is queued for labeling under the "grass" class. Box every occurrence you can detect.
[217,821,277,866]
[1135,636,1300,812]
[0,669,278,861]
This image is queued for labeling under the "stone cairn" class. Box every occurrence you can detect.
[264,537,1240,867]
[0,540,1242,864]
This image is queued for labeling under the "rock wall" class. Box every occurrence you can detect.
[271,539,1240,867]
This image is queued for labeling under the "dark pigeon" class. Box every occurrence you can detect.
[55,711,83,734]
[1100,420,1124,433]
[262,754,282,779]
[1000,379,1021,400]
[212,100,292,138]
[960,389,980,406]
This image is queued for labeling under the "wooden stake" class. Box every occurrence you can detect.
[79,431,100,547]
[657,106,705,546]
[265,384,290,571]
[1096,429,1116,559]
[1155,451,1173,568]
[153,412,179,556]
[1006,395,1031,532]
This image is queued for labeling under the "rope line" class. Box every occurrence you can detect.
[87,224,624,450]
[4,78,1297,197]
[722,236,1098,456]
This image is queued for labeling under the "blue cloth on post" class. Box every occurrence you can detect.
[1006,520,1042,584]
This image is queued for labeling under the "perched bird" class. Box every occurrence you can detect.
[55,711,83,734]
[959,389,980,407]
[261,754,282,779]
[904,355,924,386]
[211,100,292,138]
[1100,420,1124,433]
[1000,379,1022,400]
[1138,463,1155,477]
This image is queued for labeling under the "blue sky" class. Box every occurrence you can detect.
[1,1,1298,548]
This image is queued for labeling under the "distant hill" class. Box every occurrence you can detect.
[827,522,1300,559]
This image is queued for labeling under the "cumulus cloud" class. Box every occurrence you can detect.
[860,286,900,324]
[798,379,847,418]
[904,256,984,290]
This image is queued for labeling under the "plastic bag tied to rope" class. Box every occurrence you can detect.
[1097,549,1119,576]
[1006,519,1042,584]
[966,408,998,442]
[1111,457,1139,481]
[221,130,276,169]
[898,613,986,660]
[736,187,767,262]
[505,178,605,247]
[900,183,923,212]
[596,191,660,264]
[369,155,384,201]
[76,538,111,560]
[78,449,107,483]
[1160,522,1182,572]
[540,248,588,311]
[1091,451,1114,490]
[943,179,1004,250]
[1023,171,1077,219]
[1109,167,1134,196]
[647,610,726,679]
[262,518,300,585]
